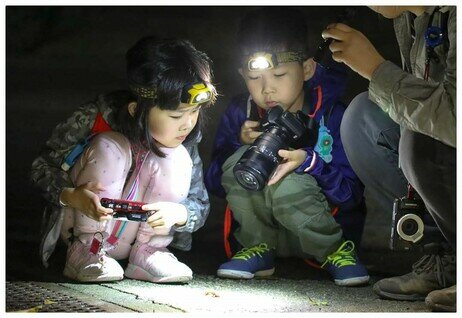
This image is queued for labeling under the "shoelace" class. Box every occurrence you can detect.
[322,240,357,268]
[412,253,453,287]
[232,243,271,260]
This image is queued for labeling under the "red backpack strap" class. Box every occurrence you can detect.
[223,204,234,259]
[90,112,112,135]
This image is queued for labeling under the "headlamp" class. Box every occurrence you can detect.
[181,83,212,106]
[245,51,306,71]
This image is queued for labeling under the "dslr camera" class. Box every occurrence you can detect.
[233,105,318,191]
[390,191,427,251]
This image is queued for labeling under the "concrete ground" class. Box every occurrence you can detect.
[6,227,429,313]
[4,6,444,314]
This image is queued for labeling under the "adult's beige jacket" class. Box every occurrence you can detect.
[369,6,456,148]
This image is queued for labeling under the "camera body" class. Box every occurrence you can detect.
[390,196,427,251]
[100,198,150,222]
[233,105,318,191]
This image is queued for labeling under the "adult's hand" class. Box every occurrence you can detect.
[322,23,385,80]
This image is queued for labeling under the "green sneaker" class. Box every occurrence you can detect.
[322,240,370,286]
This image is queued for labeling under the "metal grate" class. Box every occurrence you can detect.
[6,281,107,312]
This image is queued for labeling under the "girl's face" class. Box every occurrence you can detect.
[239,59,314,113]
[148,103,201,148]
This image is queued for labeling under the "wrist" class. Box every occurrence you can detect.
[366,57,385,80]
[175,205,188,226]
[59,187,73,207]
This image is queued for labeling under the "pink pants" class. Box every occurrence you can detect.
[61,131,192,259]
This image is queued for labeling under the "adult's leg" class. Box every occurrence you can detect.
[341,92,408,214]
[399,128,456,249]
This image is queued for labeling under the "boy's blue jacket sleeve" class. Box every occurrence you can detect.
[204,94,248,198]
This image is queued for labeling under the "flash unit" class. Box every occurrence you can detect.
[244,51,306,71]
[181,83,212,106]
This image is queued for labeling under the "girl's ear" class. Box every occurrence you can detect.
[303,58,316,81]
[128,102,137,117]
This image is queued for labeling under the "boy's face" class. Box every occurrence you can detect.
[239,59,315,113]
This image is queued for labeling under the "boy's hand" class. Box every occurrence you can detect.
[144,202,188,229]
[60,182,113,221]
[240,120,262,145]
[322,23,385,80]
[267,149,307,186]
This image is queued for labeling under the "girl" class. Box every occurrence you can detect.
[31,37,217,283]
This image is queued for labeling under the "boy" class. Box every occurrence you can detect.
[205,7,368,286]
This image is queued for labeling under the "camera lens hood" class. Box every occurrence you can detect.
[396,213,424,243]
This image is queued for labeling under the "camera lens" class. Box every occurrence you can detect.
[401,218,418,236]
[234,168,264,191]
[233,128,287,191]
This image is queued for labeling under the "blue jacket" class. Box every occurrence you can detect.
[205,64,364,211]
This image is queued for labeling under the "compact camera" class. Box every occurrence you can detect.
[100,198,150,222]
[390,193,427,251]
[233,105,318,191]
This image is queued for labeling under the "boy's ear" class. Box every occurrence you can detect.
[238,68,244,78]
[128,102,137,117]
[302,58,316,81]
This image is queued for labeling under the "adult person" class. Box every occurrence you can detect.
[322,6,456,312]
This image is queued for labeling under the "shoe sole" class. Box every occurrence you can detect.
[217,268,275,279]
[63,265,123,283]
[425,299,456,312]
[372,284,426,301]
[124,263,192,283]
[334,275,370,287]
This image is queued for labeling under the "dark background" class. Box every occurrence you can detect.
[6,6,401,278]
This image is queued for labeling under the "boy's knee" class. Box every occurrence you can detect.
[271,172,320,201]
[222,145,249,182]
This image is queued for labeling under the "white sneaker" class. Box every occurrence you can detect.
[63,239,124,282]
[124,242,192,283]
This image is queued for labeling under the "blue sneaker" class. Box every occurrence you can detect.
[322,240,370,286]
[217,243,275,279]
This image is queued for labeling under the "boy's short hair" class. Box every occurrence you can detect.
[237,7,309,57]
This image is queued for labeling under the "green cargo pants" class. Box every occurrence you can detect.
[222,146,343,262]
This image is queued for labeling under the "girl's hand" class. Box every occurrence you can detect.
[60,182,113,221]
[144,202,188,229]
[240,120,262,145]
[322,23,385,80]
[267,149,307,186]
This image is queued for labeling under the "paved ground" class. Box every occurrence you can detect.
[5,223,432,313]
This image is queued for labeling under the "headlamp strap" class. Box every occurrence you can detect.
[129,83,157,99]
[275,51,306,64]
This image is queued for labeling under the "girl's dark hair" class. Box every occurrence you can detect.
[237,7,309,56]
[119,36,216,157]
